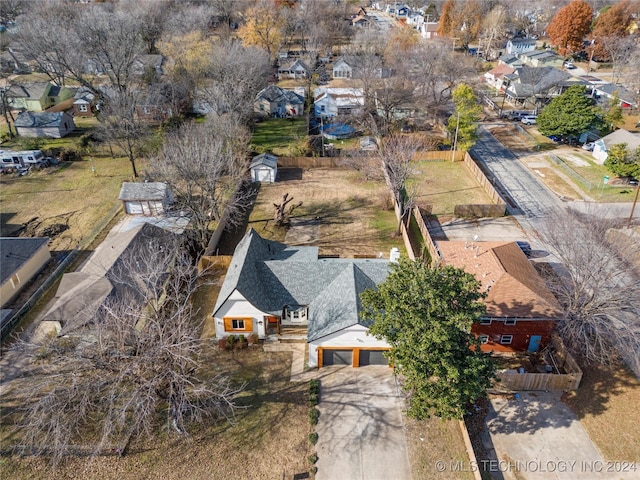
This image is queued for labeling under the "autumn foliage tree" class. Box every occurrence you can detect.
[436,0,456,37]
[547,0,593,56]
[589,0,633,61]
[238,0,285,61]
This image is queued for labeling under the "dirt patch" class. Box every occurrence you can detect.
[249,167,400,257]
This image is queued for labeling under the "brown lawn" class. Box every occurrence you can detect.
[563,362,640,462]
[0,348,312,480]
[0,156,135,253]
[248,167,401,257]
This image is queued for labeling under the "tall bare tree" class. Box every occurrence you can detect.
[378,134,423,235]
[148,119,252,253]
[13,240,244,465]
[537,209,640,373]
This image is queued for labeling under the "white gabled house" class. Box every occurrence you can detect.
[212,229,393,367]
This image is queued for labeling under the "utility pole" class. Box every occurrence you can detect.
[628,182,639,228]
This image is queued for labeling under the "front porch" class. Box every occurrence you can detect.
[265,325,308,343]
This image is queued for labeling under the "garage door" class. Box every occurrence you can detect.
[359,350,389,366]
[254,168,272,183]
[126,201,143,214]
[322,349,353,366]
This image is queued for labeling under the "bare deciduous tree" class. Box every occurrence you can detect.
[14,241,244,465]
[378,134,423,235]
[148,119,252,253]
[273,193,303,227]
[537,209,640,374]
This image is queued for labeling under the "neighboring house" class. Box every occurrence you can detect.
[438,241,563,353]
[250,153,278,183]
[0,237,50,308]
[506,37,537,55]
[419,22,439,39]
[132,54,164,77]
[6,82,75,112]
[212,229,393,368]
[519,50,563,68]
[332,56,355,79]
[118,182,174,216]
[277,59,310,79]
[73,87,97,117]
[593,83,637,109]
[254,85,305,117]
[40,222,181,335]
[592,129,640,165]
[332,55,391,80]
[504,66,570,107]
[351,14,369,27]
[14,111,75,138]
[314,87,364,117]
[483,64,515,92]
[498,54,524,69]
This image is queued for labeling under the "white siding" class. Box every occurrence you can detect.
[214,289,268,338]
[125,201,143,214]
[308,324,390,368]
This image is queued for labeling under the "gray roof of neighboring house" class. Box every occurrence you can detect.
[118,182,168,202]
[508,37,536,45]
[213,229,391,341]
[595,83,636,104]
[74,86,96,103]
[14,111,70,128]
[255,85,304,104]
[599,129,640,150]
[498,54,524,67]
[506,66,569,97]
[522,50,561,63]
[0,237,49,285]
[279,59,309,71]
[250,153,277,169]
[7,81,50,99]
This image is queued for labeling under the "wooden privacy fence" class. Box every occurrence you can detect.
[414,150,466,162]
[277,157,338,168]
[197,255,233,272]
[494,334,582,392]
[463,152,507,211]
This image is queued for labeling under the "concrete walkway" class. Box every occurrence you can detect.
[262,342,316,382]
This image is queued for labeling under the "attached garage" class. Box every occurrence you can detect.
[322,349,353,366]
[359,349,389,366]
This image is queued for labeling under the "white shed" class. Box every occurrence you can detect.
[250,153,278,183]
[118,182,173,216]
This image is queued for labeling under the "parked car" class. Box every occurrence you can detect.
[582,142,595,151]
[563,62,576,69]
[521,115,537,125]
[516,241,532,256]
[547,135,561,143]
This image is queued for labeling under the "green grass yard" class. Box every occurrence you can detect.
[251,118,308,156]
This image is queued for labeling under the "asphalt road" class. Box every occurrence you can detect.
[471,126,564,226]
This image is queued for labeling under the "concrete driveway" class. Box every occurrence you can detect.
[315,366,411,480]
[484,392,640,480]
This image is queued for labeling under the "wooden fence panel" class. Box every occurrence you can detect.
[277,157,339,168]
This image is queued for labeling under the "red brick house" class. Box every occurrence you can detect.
[438,241,563,353]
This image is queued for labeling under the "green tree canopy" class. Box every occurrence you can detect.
[360,259,495,420]
[447,83,482,151]
[537,85,597,137]
[604,143,640,179]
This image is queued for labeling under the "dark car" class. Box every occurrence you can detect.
[516,241,532,256]
[547,135,561,143]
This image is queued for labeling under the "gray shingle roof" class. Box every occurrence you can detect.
[0,237,49,285]
[213,229,391,340]
[118,182,168,201]
[250,153,277,169]
[255,85,304,104]
[14,111,68,128]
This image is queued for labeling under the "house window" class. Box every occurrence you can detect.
[78,104,88,113]
[478,335,489,344]
[480,318,492,325]
[287,306,308,323]
[505,319,517,326]
[320,105,325,112]
[223,317,252,332]
[259,104,264,111]
[500,335,513,345]
[232,319,245,329]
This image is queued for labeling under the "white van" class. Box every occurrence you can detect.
[521,115,537,125]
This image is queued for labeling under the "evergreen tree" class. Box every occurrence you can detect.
[361,259,495,420]
[447,83,481,151]
[537,85,597,137]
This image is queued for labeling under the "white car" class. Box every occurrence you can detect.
[582,142,595,151]
[521,115,537,125]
